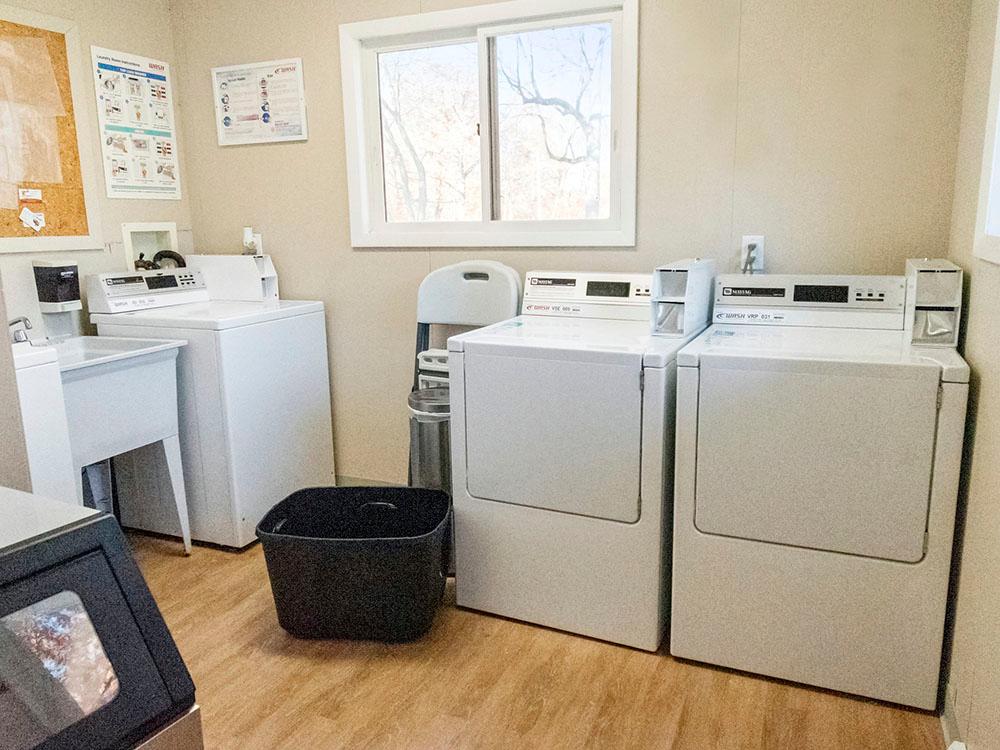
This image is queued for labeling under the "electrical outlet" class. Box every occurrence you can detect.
[740,235,765,272]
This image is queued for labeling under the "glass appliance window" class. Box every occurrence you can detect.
[0,590,119,749]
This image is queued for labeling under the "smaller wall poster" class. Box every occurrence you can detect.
[91,46,181,200]
[212,58,308,146]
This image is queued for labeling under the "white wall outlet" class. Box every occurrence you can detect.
[740,235,765,272]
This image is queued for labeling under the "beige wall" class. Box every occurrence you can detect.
[170,0,971,483]
[946,0,1000,746]
[0,0,192,332]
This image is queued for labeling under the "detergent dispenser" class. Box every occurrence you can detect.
[905,258,963,347]
[650,258,716,337]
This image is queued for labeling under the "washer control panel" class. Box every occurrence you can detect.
[87,269,210,313]
[713,274,907,330]
[523,271,652,320]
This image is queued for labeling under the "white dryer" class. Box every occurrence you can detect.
[449,261,714,651]
[671,273,969,709]
[87,269,336,548]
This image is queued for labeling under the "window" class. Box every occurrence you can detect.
[378,42,481,223]
[976,6,1000,264]
[340,0,637,247]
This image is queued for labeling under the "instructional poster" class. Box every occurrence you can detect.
[212,58,308,146]
[91,46,181,200]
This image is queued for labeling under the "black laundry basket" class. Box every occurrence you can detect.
[256,486,451,642]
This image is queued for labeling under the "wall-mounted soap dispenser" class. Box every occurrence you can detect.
[650,258,716,337]
[904,258,963,348]
[33,261,82,340]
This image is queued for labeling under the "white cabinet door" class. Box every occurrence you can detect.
[694,354,939,562]
[463,346,643,522]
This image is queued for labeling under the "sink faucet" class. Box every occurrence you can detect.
[8,316,32,344]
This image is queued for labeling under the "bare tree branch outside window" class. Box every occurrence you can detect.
[495,22,612,222]
[378,43,480,223]
[376,23,612,224]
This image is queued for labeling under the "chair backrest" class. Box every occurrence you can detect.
[416,261,521,327]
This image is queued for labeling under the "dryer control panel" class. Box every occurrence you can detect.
[522,271,652,320]
[86,269,210,314]
[714,274,907,330]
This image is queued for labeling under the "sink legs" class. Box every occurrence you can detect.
[84,462,113,513]
[76,435,192,555]
[161,435,192,555]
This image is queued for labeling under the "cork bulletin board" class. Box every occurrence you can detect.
[0,5,101,252]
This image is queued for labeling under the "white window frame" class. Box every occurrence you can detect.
[975,4,1000,265]
[339,0,638,248]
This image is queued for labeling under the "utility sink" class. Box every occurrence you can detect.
[52,337,187,468]
[52,335,185,372]
[48,335,193,553]
[11,340,60,369]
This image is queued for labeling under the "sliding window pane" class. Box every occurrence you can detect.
[494,22,613,221]
[378,43,481,223]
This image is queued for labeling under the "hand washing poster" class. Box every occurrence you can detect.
[212,58,308,146]
[91,46,181,199]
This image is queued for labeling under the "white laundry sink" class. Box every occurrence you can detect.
[52,336,186,467]
[53,335,184,372]
[49,335,193,553]
[12,340,60,368]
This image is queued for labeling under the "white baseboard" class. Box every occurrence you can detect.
[335,475,402,487]
[941,680,962,748]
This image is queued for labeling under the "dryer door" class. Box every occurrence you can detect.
[462,343,643,522]
[693,354,940,562]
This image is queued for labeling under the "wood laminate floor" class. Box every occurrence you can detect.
[130,535,944,750]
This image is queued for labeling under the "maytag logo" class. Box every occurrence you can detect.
[722,286,786,298]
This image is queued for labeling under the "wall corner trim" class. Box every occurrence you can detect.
[940,680,963,749]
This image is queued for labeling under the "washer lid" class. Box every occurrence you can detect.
[678,324,969,383]
[90,299,323,330]
[448,314,689,367]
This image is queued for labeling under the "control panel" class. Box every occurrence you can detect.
[713,274,907,330]
[522,271,652,320]
[86,269,210,314]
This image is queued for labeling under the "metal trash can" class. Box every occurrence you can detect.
[408,387,453,575]
[408,387,451,495]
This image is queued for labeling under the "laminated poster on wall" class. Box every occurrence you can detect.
[212,58,308,146]
[91,46,181,200]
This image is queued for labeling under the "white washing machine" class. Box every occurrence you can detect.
[449,261,714,651]
[87,269,336,548]
[671,273,969,709]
